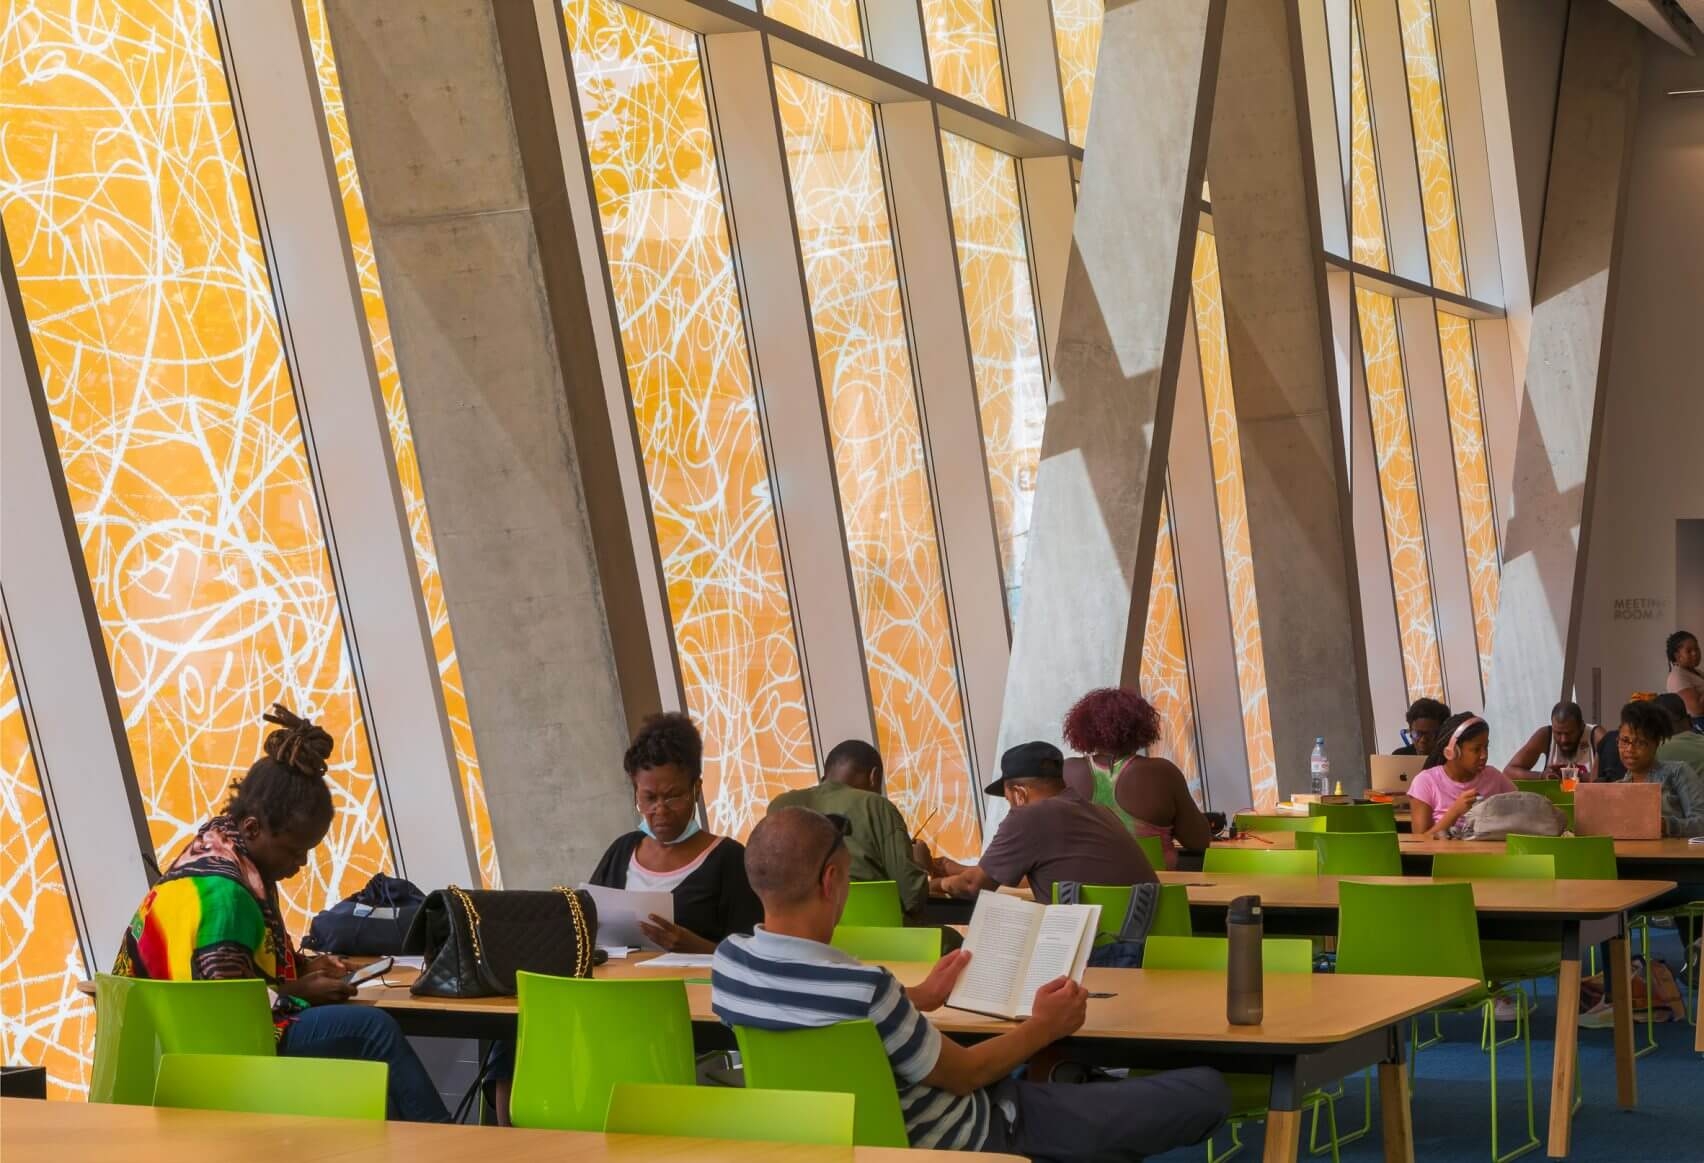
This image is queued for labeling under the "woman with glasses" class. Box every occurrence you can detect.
[588,712,762,953]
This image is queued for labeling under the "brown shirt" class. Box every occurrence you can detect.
[1062,756,1215,852]
[979,788,1156,902]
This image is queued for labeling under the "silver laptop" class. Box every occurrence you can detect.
[1370,754,1426,793]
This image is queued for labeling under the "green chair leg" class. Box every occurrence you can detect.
[1485,989,1539,1163]
[1206,1117,1245,1163]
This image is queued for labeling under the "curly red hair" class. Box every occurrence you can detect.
[1061,688,1162,756]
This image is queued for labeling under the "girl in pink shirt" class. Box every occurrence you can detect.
[1407,713,1515,837]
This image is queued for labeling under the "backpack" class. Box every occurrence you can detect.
[305,873,425,955]
[1055,881,1162,968]
[1451,791,1567,840]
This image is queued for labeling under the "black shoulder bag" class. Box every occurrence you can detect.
[403,885,600,997]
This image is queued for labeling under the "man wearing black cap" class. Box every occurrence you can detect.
[931,741,1156,905]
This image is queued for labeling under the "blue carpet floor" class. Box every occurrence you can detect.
[1151,926,1704,1163]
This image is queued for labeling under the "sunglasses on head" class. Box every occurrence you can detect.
[816,813,852,881]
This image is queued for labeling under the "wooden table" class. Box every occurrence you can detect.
[362,958,1475,1162]
[1396,835,1704,885]
[0,1097,1017,1161]
[1160,871,1678,1157]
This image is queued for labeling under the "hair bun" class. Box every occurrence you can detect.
[262,704,334,779]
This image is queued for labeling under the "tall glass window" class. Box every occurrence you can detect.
[763,0,862,55]
[920,0,1009,114]
[1052,0,1104,148]
[1,0,391,932]
[1396,0,1467,294]
[1140,494,1204,801]
[564,0,819,833]
[774,68,980,859]
[941,133,1048,618]
[1438,311,1499,689]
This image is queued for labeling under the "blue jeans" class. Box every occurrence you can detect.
[280,1005,450,1122]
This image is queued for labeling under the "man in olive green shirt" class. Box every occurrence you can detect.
[768,740,930,916]
[1656,694,1704,778]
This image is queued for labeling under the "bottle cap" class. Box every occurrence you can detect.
[1228,894,1262,923]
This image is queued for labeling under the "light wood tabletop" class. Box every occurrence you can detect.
[362,961,1477,1048]
[1158,871,1676,915]
[0,1097,1020,1161]
[1395,835,1704,860]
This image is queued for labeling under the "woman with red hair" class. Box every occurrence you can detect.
[1060,688,1213,868]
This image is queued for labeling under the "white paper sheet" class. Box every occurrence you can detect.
[640,953,716,968]
[577,883,675,950]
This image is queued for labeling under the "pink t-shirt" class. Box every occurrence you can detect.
[1407,764,1516,820]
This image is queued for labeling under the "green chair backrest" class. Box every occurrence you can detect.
[91,975,276,1106]
[1431,853,1555,880]
[1048,882,1193,940]
[510,973,696,1131]
[841,881,903,927]
[1294,830,1403,876]
[1504,834,1617,880]
[1202,848,1320,876]
[605,1082,854,1146]
[154,1053,385,1120]
[1512,780,1574,805]
[831,925,942,962]
[735,1019,908,1147]
[1335,880,1486,986]
[1307,802,1398,832]
[1234,814,1327,834]
[1142,935,1314,974]
[1135,833,1167,869]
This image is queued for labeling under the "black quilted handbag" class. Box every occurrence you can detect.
[402,885,598,997]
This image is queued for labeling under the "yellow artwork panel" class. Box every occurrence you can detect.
[775,68,980,860]
[764,0,863,55]
[1437,311,1499,692]
[940,132,1047,617]
[1191,231,1277,811]
[1349,5,1389,271]
[1052,0,1103,148]
[303,0,500,889]
[565,0,818,835]
[1,0,390,935]
[1397,0,1466,294]
[1356,289,1444,700]
[920,0,1008,115]
[1140,496,1204,804]
[0,651,95,1099]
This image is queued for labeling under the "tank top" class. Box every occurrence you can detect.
[1088,756,1178,869]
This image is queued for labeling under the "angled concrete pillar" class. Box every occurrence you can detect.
[1485,0,1641,736]
[324,0,649,886]
[1205,0,1371,797]
[998,0,1225,758]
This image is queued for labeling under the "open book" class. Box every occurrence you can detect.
[946,891,1100,1019]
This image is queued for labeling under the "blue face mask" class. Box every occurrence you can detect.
[639,813,702,846]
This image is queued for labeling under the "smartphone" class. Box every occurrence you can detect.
[345,956,393,986]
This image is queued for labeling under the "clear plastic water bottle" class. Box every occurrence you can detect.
[1310,737,1330,797]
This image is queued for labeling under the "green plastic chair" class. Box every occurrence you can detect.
[831,925,942,962]
[842,881,903,927]
[509,973,696,1131]
[1504,834,1615,880]
[1431,853,1555,881]
[1202,848,1320,876]
[1511,780,1573,805]
[1233,814,1327,834]
[1050,882,1193,944]
[90,975,277,1106]
[1336,881,1538,1163]
[736,1019,908,1147]
[154,1052,385,1120]
[1293,830,1402,876]
[605,1082,854,1145]
[1135,833,1167,869]
[1141,937,1344,1161]
[1307,802,1397,833]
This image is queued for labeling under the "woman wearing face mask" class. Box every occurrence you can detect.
[588,712,762,953]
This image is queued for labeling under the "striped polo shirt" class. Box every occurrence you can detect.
[711,927,991,1151]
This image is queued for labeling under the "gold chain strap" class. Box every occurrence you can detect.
[446,885,592,978]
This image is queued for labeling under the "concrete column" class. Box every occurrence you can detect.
[1484,0,1641,736]
[1204,0,1371,796]
[324,0,643,887]
[998,0,1225,756]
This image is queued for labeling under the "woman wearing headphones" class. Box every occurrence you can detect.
[1407,713,1516,838]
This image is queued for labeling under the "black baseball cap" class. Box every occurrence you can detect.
[984,741,1065,797]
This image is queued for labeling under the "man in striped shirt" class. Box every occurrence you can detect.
[712,806,1229,1159]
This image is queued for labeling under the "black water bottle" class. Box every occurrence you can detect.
[1227,894,1264,1025]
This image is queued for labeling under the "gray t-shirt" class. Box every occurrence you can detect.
[980,789,1157,901]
